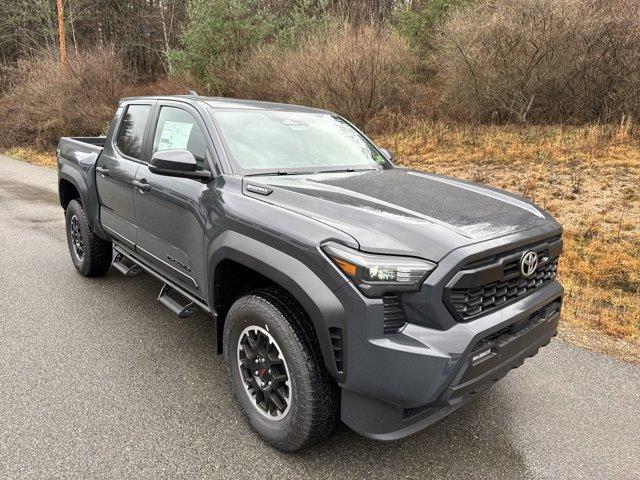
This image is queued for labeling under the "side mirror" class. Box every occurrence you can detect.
[380,148,395,162]
[149,149,212,180]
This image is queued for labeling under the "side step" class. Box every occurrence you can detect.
[111,245,211,318]
[157,284,200,319]
[111,252,142,277]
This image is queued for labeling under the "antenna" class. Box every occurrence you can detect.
[188,90,198,96]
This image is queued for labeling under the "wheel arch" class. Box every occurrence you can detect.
[208,231,346,381]
[58,165,108,239]
[59,177,81,210]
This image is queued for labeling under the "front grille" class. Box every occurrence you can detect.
[445,237,562,322]
[383,294,408,334]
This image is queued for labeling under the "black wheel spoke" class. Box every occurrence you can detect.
[268,358,284,367]
[276,385,289,401]
[242,343,257,360]
[239,355,254,369]
[265,349,283,365]
[246,333,258,351]
[256,331,268,352]
[269,391,286,412]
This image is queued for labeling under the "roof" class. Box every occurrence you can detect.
[119,94,332,115]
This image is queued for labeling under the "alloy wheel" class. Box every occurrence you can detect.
[70,214,84,261]
[237,325,292,420]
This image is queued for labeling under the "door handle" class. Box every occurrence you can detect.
[132,179,151,193]
[95,166,110,177]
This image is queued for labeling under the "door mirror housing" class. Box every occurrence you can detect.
[380,148,395,162]
[149,149,212,180]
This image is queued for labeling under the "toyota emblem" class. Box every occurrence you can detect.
[520,251,539,277]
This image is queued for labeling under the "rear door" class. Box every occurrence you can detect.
[96,101,154,248]
[133,101,216,296]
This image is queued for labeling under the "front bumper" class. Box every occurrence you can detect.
[338,280,562,440]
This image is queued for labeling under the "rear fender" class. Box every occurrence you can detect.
[58,164,108,239]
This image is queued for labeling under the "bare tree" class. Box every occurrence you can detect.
[55,0,67,68]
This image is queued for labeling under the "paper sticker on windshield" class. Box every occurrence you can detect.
[158,121,193,150]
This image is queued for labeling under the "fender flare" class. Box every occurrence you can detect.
[58,165,108,239]
[208,231,346,381]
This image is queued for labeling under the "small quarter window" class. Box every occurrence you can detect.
[116,104,151,159]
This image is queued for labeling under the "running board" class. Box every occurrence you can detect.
[157,284,200,318]
[111,244,212,315]
[111,252,142,277]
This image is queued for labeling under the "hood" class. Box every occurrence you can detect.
[243,168,559,260]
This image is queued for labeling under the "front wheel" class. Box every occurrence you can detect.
[223,288,339,452]
[65,199,112,277]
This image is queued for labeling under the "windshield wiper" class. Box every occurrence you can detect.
[245,170,317,177]
[245,166,381,177]
[316,167,381,174]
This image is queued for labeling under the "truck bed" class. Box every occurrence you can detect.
[57,136,105,168]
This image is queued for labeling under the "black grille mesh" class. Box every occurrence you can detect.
[448,258,559,321]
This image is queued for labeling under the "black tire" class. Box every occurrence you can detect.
[65,199,112,277]
[223,288,339,452]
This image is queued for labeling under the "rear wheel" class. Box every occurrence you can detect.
[65,199,112,277]
[223,288,339,452]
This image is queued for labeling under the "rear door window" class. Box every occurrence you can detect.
[152,106,207,171]
[116,104,151,159]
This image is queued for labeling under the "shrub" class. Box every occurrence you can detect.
[433,0,640,123]
[395,0,472,53]
[0,48,127,148]
[228,25,417,129]
[167,0,331,92]
[0,62,20,93]
[122,74,199,98]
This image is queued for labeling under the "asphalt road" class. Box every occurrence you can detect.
[0,154,639,480]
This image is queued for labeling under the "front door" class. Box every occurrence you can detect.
[96,102,153,248]
[133,102,215,296]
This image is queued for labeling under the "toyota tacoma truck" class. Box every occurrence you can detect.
[57,95,563,451]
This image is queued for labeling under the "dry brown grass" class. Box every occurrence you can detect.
[4,147,56,167]
[374,122,640,348]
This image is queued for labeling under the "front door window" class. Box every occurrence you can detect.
[152,107,207,171]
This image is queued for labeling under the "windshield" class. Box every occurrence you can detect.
[209,109,390,174]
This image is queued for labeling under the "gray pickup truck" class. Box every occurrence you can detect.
[57,95,563,451]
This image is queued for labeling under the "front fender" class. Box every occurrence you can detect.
[208,231,346,381]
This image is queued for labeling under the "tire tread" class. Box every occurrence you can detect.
[224,287,339,451]
[66,199,112,277]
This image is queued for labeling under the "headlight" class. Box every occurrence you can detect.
[322,242,436,298]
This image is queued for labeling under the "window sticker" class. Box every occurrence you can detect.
[158,121,193,150]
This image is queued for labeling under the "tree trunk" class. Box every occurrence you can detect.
[55,0,67,69]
